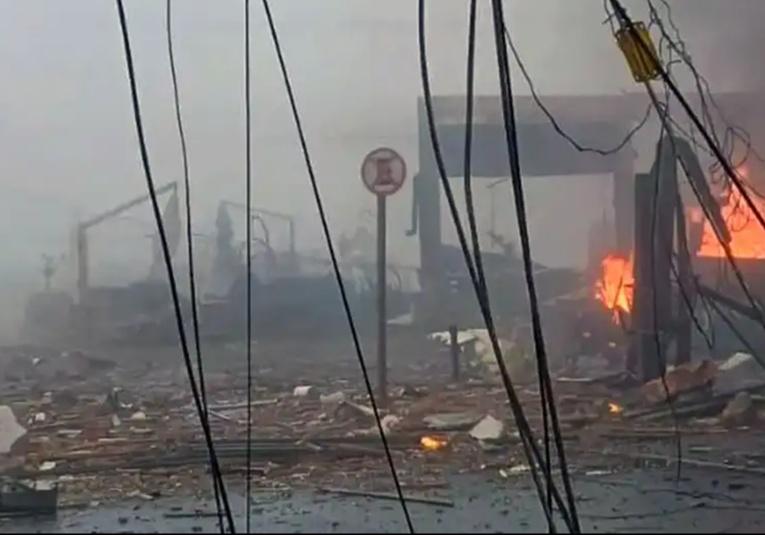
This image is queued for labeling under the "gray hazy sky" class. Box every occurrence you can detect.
[0,0,762,276]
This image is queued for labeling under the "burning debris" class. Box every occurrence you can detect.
[595,254,634,323]
[420,436,448,452]
[695,166,765,259]
[607,402,623,416]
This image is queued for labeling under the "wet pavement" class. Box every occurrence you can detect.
[4,467,765,533]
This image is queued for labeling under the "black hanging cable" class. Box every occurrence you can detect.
[463,7,556,509]
[460,15,550,490]
[492,14,552,512]
[503,26,651,157]
[114,1,236,532]
[164,1,225,530]
[463,0,481,288]
[417,0,574,530]
[258,1,414,531]
[243,0,254,531]
[489,3,580,531]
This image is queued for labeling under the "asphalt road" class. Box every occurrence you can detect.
[3,467,765,533]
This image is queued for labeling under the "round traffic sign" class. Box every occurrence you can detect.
[360,147,407,196]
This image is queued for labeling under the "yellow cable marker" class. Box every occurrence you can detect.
[615,21,661,83]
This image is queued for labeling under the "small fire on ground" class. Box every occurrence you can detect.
[608,401,623,415]
[595,254,634,323]
[420,435,448,452]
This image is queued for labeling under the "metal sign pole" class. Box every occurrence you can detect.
[376,194,388,407]
[360,146,406,409]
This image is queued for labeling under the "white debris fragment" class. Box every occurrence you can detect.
[293,386,319,399]
[39,461,57,472]
[428,328,532,380]
[584,470,612,476]
[350,414,401,437]
[129,411,147,421]
[380,415,401,435]
[469,414,505,443]
[499,464,530,478]
[0,405,27,454]
[428,330,481,347]
[126,490,154,501]
[320,391,346,405]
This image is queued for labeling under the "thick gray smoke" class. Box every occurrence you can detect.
[646,0,765,90]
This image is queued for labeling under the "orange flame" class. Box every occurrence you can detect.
[420,435,448,452]
[608,402,623,415]
[595,255,634,321]
[696,166,765,259]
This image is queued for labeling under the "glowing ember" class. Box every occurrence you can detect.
[420,435,448,452]
[608,402,623,415]
[595,254,634,321]
[696,166,765,259]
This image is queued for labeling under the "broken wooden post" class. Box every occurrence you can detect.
[629,172,653,378]
[632,169,672,383]
[449,324,460,382]
[651,136,678,375]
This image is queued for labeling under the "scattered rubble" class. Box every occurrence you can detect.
[1,339,765,512]
[642,360,716,405]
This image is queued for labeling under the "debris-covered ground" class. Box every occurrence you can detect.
[2,332,765,532]
[6,464,765,533]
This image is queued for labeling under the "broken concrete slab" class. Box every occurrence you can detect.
[721,391,756,427]
[716,353,765,395]
[469,414,506,447]
[319,391,346,406]
[423,412,482,431]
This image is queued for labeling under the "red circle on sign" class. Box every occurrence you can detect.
[360,147,407,196]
